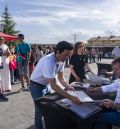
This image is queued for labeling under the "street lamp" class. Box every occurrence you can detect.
[72,34,77,43]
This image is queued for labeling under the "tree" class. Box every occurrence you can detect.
[1,5,19,36]
[1,5,20,46]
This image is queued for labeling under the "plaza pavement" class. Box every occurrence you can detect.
[0,59,113,129]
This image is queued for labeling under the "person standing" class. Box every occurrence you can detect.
[30,41,81,129]
[112,46,120,59]
[9,47,17,85]
[69,42,92,84]
[111,46,120,80]
[0,37,10,101]
[15,34,31,91]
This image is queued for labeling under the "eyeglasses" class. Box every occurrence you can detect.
[113,67,120,72]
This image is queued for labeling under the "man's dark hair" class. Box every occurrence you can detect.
[17,34,24,39]
[112,57,120,65]
[54,41,73,54]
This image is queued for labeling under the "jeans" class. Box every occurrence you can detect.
[10,70,14,83]
[29,81,51,129]
[95,110,120,129]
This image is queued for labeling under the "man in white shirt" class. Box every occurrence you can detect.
[29,41,81,129]
[89,57,120,129]
[112,46,120,58]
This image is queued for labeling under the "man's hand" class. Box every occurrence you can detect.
[66,86,75,91]
[71,96,81,105]
[100,99,114,108]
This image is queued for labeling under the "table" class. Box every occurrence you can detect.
[35,88,115,129]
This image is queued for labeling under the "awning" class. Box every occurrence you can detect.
[0,32,17,41]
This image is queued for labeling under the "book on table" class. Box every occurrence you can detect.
[55,91,101,119]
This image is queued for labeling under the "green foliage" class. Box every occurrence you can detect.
[0,5,20,46]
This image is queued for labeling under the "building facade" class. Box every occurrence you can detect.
[86,36,120,58]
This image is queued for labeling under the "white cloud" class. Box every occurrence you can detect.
[3,0,120,43]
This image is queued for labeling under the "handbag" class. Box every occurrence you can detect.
[9,59,17,70]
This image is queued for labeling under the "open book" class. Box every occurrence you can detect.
[56,91,101,119]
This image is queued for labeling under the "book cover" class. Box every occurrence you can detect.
[55,91,101,119]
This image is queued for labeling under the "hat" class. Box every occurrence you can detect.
[0,37,4,41]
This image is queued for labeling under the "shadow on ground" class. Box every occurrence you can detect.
[27,125,35,129]
[4,91,20,96]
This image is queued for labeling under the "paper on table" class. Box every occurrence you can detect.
[70,82,90,89]
[67,90,94,103]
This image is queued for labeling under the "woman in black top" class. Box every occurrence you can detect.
[69,42,92,84]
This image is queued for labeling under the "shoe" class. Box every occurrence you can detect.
[4,90,11,92]
[0,94,9,101]
[24,88,29,92]
[18,87,26,92]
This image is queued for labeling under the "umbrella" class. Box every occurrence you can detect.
[0,32,17,41]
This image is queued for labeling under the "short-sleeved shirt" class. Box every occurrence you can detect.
[102,79,120,109]
[30,52,65,86]
[15,42,31,62]
[70,54,88,77]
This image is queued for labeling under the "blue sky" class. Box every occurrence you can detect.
[0,0,120,44]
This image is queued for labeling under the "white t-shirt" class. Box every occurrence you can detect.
[31,52,65,86]
[102,79,120,104]
[112,46,120,58]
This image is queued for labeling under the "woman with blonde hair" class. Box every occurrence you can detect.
[69,42,92,84]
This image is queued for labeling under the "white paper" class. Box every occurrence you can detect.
[67,90,94,102]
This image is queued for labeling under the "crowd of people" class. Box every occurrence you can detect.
[0,34,120,129]
[0,34,54,101]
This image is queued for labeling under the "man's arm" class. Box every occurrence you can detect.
[48,78,81,105]
[100,99,120,110]
[28,51,31,61]
[57,72,70,88]
[88,87,103,93]
[57,72,74,90]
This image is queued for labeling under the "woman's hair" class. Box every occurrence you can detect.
[73,42,85,54]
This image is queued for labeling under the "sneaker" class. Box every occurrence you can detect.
[0,94,9,101]
[18,87,26,92]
